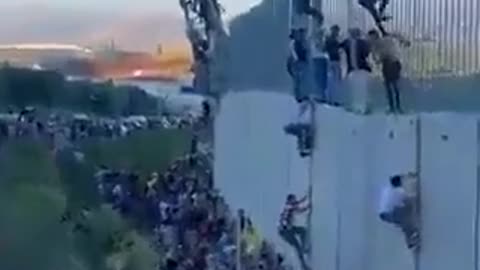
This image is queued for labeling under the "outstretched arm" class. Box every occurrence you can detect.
[298,194,309,204]
[389,32,411,47]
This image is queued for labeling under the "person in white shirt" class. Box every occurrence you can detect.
[378,175,419,249]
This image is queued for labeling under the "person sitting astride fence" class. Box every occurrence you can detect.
[378,174,420,250]
[278,193,311,270]
[358,0,392,35]
[367,29,410,114]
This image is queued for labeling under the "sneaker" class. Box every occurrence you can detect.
[300,150,311,158]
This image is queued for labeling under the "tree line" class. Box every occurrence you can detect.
[0,66,158,116]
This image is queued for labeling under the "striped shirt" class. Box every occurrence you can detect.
[279,201,302,228]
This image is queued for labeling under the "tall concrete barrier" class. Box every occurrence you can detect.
[215,91,480,270]
[364,115,417,270]
[419,114,478,270]
[310,106,344,270]
[214,91,309,265]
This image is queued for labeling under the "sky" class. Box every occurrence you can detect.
[1,0,261,18]
[0,0,262,51]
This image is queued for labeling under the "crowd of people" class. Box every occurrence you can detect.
[288,0,411,114]
[37,95,293,270]
[92,143,292,270]
[285,0,411,158]
[282,1,420,267]
[0,106,208,152]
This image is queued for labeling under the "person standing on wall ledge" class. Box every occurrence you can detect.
[340,28,372,114]
[378,174,420,250]
[311,16,329,104]
[325,25,343,88]
[287,29,309,103]
[340,28,372,75]
[278,193,311,270]
[367,29,410,114]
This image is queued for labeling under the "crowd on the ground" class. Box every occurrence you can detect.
[92,146,293,270]
[29,98,293,270]
[0,106,210,152]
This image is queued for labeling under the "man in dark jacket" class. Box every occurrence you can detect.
[340,28,372,74]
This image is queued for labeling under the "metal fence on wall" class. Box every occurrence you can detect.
[321,0,480,78]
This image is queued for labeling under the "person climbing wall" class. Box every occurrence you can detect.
[278,193,311,270]
[378,174,420,250]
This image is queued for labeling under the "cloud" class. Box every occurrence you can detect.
[0,4,187,52]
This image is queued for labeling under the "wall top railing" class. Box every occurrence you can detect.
[322,0,480,78]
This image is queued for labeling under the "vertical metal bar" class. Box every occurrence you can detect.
[456,0,463,75]
[453,0,459,74]
[442,0,449,72]
[431,0,437,75]
[406,0,414,77]
[423,0,430,77]
[475,0,480,72]
[475,121,480,270]
[397,0,403,33]
[461,0,472,75]
[464,0,471,75]
[420,0,427,78]
[438,0,445,72]
[236,212,241,270]
[288,0,293,30]
[448,0,455,74]
[328,0,332,26]
[468,0,475,75]
[434,0,441,75]
[413,0,420,75]
[441,0,448,72]
[413,117,422,270]
[392,0,398,33]
[305,102,315,269]
[429,0,435,76]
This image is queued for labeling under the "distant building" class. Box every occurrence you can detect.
[0,43,93,68]
[0,42,191,80]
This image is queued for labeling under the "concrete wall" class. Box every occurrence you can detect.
[214,91,310,265]
[419,114,478,270]
[215,91,480,270]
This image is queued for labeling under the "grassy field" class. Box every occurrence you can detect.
[0,129,191,270]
